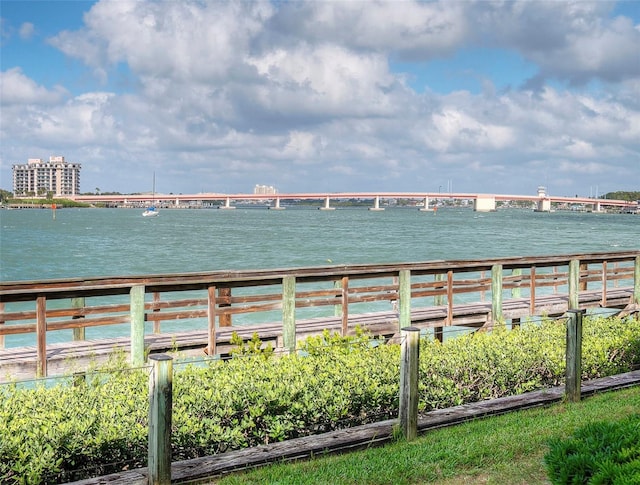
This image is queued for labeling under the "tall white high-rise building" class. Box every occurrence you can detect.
[254,184,277,195]
[12,156,81,197]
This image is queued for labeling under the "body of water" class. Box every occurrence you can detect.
[0,206,638,348]
[1,207,638,282]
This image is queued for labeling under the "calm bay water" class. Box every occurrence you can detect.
[1,207,639,282]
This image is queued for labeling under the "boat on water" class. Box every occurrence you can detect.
[142,172,159,217]
[142,206,159,217]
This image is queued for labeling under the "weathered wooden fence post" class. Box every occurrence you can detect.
[600,261,608,307]
[71,297,86,341]
[130,285,146,367]
[579,263,588,291]
[511,268,522,299]
[399,269,411,329]
[433,273,444,342]
[334,276,349,336]
[565,309,583,403]
[491,264,503,325]
[529,266,537,315]
[148,354,173,485]
[510,268,522,328]
[634,255,640,312]
[334,279,342,317]
[0,302,5,350]
[282,275,296,352]
[206,286,216,356]
[399,326,420,441]
[217,288,232,327]
[447,270,454,326]
[434,273,445,306]
[568,259,580,310]
[152,292,161,334]
[36,296,47,378]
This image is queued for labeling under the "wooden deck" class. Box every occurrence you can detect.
[1,251,638,382]
[0,287,635,383]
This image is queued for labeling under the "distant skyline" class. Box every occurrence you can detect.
[1,1,639,197]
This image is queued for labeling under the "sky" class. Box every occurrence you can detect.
[1,0,639,197]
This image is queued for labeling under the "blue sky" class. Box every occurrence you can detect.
[1,0,639,196]
[392,47,539,94]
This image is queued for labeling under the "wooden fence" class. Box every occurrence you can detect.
[1,251,639,380]
[96,311,634,485]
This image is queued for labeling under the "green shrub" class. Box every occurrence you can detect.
[228,331,274,359]
[0,366,148,483]
[1,315,639,483]
[545,414,640,484]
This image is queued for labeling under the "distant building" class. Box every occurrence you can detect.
[254,184,277,195]
[12,156,81,197]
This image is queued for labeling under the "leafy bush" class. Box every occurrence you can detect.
[545,414,640,484]
[228,331,274,359]
[0,354,148,484]
[1,316,639,483]
[418,315,640,410]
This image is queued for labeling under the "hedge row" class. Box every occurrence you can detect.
[1,316,639,484]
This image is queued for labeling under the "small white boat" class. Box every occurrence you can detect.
[143,172,159,217]
[142,206,159,217]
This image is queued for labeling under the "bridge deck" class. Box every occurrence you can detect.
[0,288,634,383]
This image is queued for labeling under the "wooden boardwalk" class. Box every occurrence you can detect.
[2,251,638,381]
[0,287,634,383]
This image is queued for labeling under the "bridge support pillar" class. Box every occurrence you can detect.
[419,196,434,212]
[535,198,552,212]
[474,196,496,212]
[369,196,384,211]
[319,196,335,210]
[219,197,236,210]
[269,197,285,210]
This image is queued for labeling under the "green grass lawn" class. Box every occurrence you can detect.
[211,386,640,485]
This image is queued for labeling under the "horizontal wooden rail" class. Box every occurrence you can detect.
[0,251,638,380]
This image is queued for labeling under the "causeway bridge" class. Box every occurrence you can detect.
[69,189,638,212]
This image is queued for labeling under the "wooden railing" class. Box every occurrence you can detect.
[1,251,639,378]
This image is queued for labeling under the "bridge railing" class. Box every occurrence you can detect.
[1,251,638,378]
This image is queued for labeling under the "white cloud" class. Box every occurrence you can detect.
[15,92,117,147]
[556,160,608,175]
[274,1,469,57]
[564,138,597,158]
[473,1,640,86]
[50,1,273,83]
[329,164,357,176]
[283,131,323,160]
[19,22,34,40]
[427,106,515,152]
[247,44,401,119]
[0,68,67,105]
